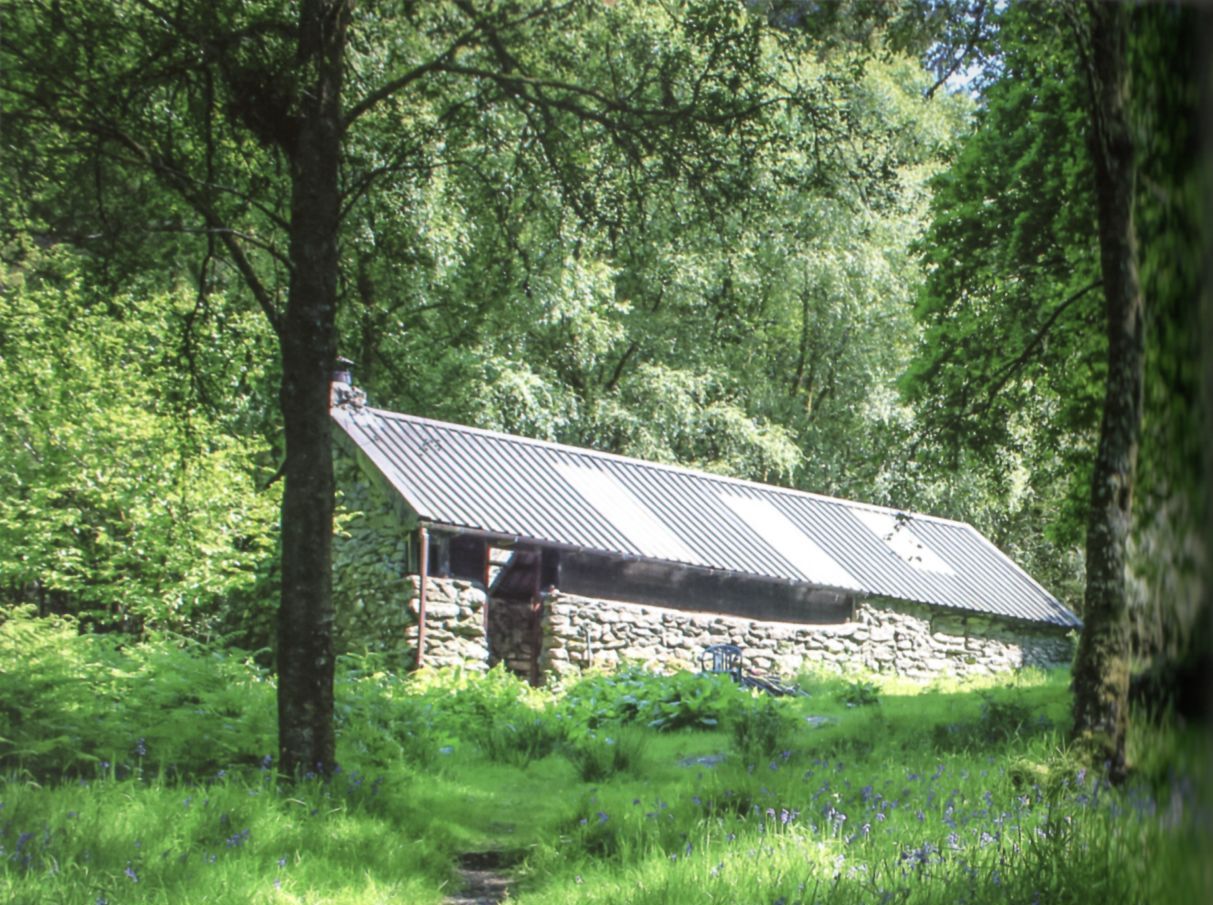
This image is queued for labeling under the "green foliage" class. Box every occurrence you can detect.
[931,687,1055,752]
[329,652,447,769]
[903,0,1208,644]
[902,2,1102,587]
[0,265,278,639]
[2,634,1209,905]
[730,696,797,763]
[402,666,559,766]
[339,8,967,505]
[3,0,982,665]
[0,608,275,778]
[481,715,565,769]
[836,679,882,708]
[564,728,649,783]
[557,666,749,733]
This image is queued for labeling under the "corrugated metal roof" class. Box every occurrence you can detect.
[332,401,1081,629]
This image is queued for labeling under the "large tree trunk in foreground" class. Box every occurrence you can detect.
[1070,0,1142,782]
[276,0,348,777]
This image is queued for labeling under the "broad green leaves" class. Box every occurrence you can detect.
[0,263,279,634]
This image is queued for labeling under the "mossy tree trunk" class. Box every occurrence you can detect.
[1070,0,1142,782]
[275,0,348,777]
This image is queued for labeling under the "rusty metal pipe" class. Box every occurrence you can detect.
[417,526,429,669]
[482,541,492,663]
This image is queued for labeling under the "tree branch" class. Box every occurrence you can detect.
[342,49,466,131]
[924,0,988,99]
[972,278,1102,419]
[77,122,286,337]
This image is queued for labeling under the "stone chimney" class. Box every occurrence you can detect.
[330,356,365,408]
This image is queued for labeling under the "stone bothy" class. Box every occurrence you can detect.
[330,383,1079,682]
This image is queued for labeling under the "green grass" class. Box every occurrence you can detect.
[2,609,1210,904]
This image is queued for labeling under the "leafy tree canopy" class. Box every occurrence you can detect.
[0,250,279,640]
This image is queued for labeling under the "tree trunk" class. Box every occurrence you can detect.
[276,0,348,777]
[1070,1,1142,782]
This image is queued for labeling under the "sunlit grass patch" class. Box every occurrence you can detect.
[0,770,446,905]
[1,612,1208,905]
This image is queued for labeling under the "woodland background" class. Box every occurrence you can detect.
[0,0,1207,766]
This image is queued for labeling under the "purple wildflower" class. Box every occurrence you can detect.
[899,842,938,867]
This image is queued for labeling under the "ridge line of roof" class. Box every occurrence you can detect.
[340,403,975,531]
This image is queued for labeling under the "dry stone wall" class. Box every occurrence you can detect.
[335,562,490,671]
[487,597,539,678]
[337,564,1072,681]
[332,455,416,661]
[541,592,1072,680]
[404,576,490,670]
[333,447,492,669]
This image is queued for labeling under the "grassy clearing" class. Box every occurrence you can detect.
[2,609,1209,904]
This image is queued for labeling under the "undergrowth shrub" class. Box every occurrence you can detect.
[406,666,559,765]
[557,666,746,732]
[334,653,444,769]
[480,716,564,767]
[0,607,274,778]
[1005,747,1086,800]
[564,728,648,781]
[730,696,797,762]
[836,678,881,707]
[932,687,1054,751]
